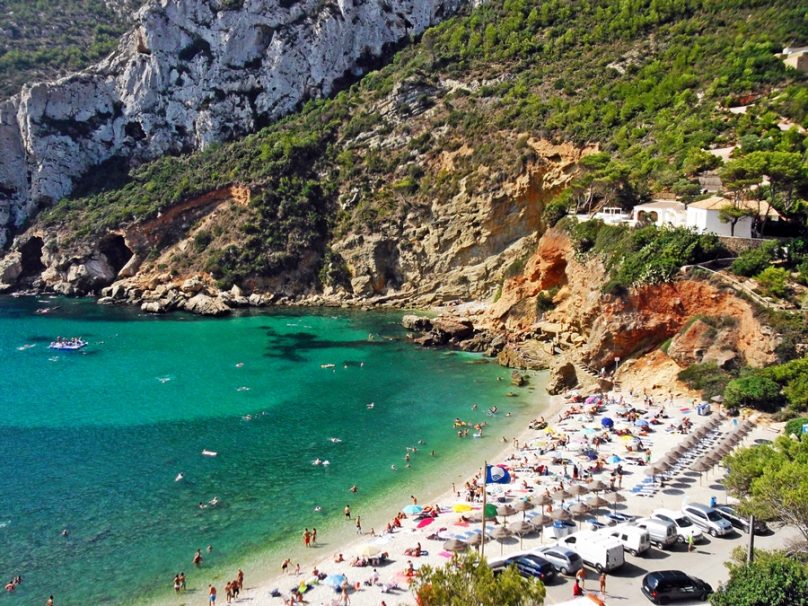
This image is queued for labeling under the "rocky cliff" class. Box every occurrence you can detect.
[0,0,467,248]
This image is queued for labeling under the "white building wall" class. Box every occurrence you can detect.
[686,208,754,237]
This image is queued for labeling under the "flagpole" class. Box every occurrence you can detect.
[480,460,487,558]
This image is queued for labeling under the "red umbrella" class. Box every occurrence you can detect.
[417,517,434,529]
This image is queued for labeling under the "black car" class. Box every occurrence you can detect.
[714,504,769,534]
[641,570,713,604]
[505,554,557,582]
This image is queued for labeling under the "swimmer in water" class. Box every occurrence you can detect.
[367,402,375,409]
[235,362,244,368]
[472,403,478,411]
[350,485,358,493]
[175,472,184,482]
[329,437,342,443]
[391,464,398,471]
[61,528,69,537]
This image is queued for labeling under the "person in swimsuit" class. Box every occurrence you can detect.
[208,585,217,604]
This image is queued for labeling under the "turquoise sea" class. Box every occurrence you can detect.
[0,297,541,605]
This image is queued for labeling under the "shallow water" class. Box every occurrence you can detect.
[0,298,540,604]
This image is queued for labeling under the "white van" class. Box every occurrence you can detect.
[634,517,678,549]
[556,531,625,572]
[599,524,651,556]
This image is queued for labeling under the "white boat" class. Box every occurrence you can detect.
[201,449,218,457]
[48,339,87,351]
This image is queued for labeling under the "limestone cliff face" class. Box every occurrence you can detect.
[0,0,467,248]
[487,227,779,381]
[332,139,589,306]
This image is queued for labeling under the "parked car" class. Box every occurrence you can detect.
[714,504,769,534]
[532,545,583,575]
[635,517,678,549]
[651,509,704,544]
[682,503,733,537]
[601,524,651,556]
[487,553,556,583]
[509,553,557,582]
[556,531,625,572]
[641,570,713,604]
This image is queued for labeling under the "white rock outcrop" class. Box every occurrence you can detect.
[0,0,467,247]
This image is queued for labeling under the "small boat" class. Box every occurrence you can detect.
[320,363,335,369]
[48,338,87,351]
[201,449,218,457]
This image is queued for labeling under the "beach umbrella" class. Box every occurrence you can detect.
[509,520,535,549]
[692,458,711,484]
[661,453,679,467]
[587,495,609,510]
[497,504,517,518]
[681,434,700,449]
[489,526,512,555]
[323,574,347,588]
[568,484,589,500]
[607,455,622,464]
[669,444,688,456]
[466,532,486,548]
[715,444,733,457]
[531,493,553,507]
[655,459,673,472]
[552,487,571,501]
[402,504,423,516]
[512,500,535,520]
[358,544,383,558]
[601,417,614,429]
[603,491,626,512]
[484,503,498,518]
[635,419,650,428]
[443,538,468,553]
[569,502,591,529]
[452,503,473,513]
[530,513,551,528]
[588,479,609,493]
[644,464,660,478]
[551,508,571,522]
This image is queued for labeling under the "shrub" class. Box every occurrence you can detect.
[678,363,733,400]
[731,240,779,277]
[543,199,569,227]
[723,374,784,412]
[784,416,808,437]
[755,266,790,298]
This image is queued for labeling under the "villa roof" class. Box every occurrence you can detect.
[688,196,781,218]
[633,200,686,211]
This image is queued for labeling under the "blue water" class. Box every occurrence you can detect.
[0,297,538,605]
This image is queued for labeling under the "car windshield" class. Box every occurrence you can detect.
[569,553,582,563]
[675,516,693,527]
[707,511,724,521]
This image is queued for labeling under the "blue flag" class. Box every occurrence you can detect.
[485,465,510,484]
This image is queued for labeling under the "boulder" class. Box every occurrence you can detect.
[184,294,230,316]
[401,314,433,331]
[546,361,577,395]
[511,370,528,386]
[141,300,164,313]
[181,277,206,294]
[0,251,23,287]
[431,316,474,342]
[65,256,117,292]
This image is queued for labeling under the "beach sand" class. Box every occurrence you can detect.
[169,384,771,606]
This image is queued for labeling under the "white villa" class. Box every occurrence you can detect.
[631,196,780,238]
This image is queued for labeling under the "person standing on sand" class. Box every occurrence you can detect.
[356,516,362,535]
[179,572,186,591]
[282,558,291,574]
[237,569,244,592]
[312,528,317,544]
[208,584,217,604]
[303,528,311,547]
[599,571,607,594]
[576,566,586,589]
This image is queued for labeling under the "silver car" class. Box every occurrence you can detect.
[682,503,733,537]
[531,546,583,576]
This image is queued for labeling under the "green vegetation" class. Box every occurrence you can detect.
[37,0,808,288]
[412,552,546,606]
[723,434,808,547]
[755,266,790,298]
[731,241,780,276]
[721,356,808,413]
[710,550,808,606]
[785,416,808,436]
[0,1,141,98]
[565,220,724,291]
[678,362,733,400]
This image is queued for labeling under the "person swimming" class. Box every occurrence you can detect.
[175,472,184,482]
[390,464,398,471]
[367,402,375,409]
[329,437,342,443]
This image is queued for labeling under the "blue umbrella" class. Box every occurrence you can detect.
[635,419,650,428]
[323,574,347,588]
[601,417,614,429]
[403,504,423,515]
[607,455,622,464]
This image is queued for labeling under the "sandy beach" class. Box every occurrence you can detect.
[169,381,775,606]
